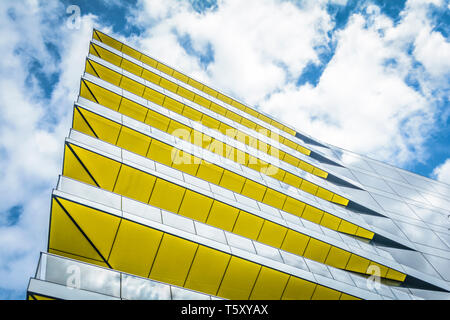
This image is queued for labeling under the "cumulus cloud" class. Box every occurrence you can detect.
[432,159,450,184]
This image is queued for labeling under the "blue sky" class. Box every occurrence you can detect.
[0,0,448,300]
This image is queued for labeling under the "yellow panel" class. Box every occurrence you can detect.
[76,107,121,145]
[121,59,143,77]
[94,30,123,52]
[232,211,264,240]
[217,93,232,105]
[217,256,261,300]
[116,126,151,157]
[283,153,300,167]
[73,107,96,138]
[312,167,328,179]
[141,55,158,68]
[83,81,121,111]
[240,117,257,130]
[271,120,284,131]
[225,110,241,123]
[282,197,306,217]
[185,246,231,296]
[173,70,188,83]
[241,179,267,202]
[367,262,389,278]
[257,221,288,248]
[203,86,218,98]
[206,201,239,232]
[262,189,286,209]
[210,102,226,116]
[49,199,103,262]
[296,144,311,156]
[58,198,120,259]
[63,144,97,187]
[29,294,55,300]
[177,86,195,101]
[299,180,319,195]
[356,227,374,240]
[280,230,310,256]
[178,190,213,223]
[320,213,341,230]
[302,205,324,224]
[188,78,203,91]
[120,76,145,97]
[118,98,148,122]
[346,254,370,274]
[340,293,361,300]
[90,42,122,67]
[325,246,351,269]
[316,188,334,202]
[80,80,97,103]
[231,100,246,111]
[144,109,170,132]
[171,152,200,176]
[208,139,225,157]
[337,220,358,235]
[312,285,341,300]
[141,69,161,85]
[298,161,314,174]
[122,45,141,60]
[149,233,198,286]
[167,120,192,139]
[87,60,122,86]
[386,269,406,282]
[69,144,121,191]
[250,267,289,300]
[48,248,108,268]
[219,170,245,193]
[281,276,316,300]
[244,106,259,118]
[193,94,211,109]
[303,238,331,263]
[284,127,296,136]
[156,63,174,76]
[147,139,174,167]
[148,179,186,213]
[159,78,178,93]
[283,172,303,188]
[182,105,203,122]
[331,194,349,206]
[163,96,184,114]
[196,161,224,185]
[143,87,165,106]
[113,165,156,203]
[201,114,221,130]
[108,219,163,277]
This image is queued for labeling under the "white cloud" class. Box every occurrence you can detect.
[432,159,450,184]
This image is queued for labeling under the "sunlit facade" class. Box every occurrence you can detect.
[27,30,450,300]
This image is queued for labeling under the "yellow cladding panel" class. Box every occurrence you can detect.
[283,172,303,188]
[29,294,55,301]
[76,107,121,145]
[284,127,296,136]
[316,188,334,202]
[346,254,370,274]
[249,267,289,300]
[196,161,224,185]
[177,86,195,101]
[367,262,389,278]
[217,256,261,300]
[120,76,145,97]
[299,180,318,195]
[188,78,203,91]
[121,59,143,77]
[156,63,174,76]
[312,167,328,179]
[178,190,214,223]
[219,170,245,193]
[325,246,351,269]
[241,179,267,202]
[296,144,311,156]
[206,201,239,232]
[163,97,184,114]
[356,227,375,240]
[281,277,316,300]
[87,60,122,86]
[149,233,198,286]
[68,144,121,191]
[143,87,165,106]
[58,198,120,260]
[122,45,141,60]
[283,153,300,167]
[83,81,121,111]
[341,294,361,300]
[282,197,306,217]
[232,212,264,240]
[94,30,123,51]
[108,219,163,277]
[240,117,257,130]
[201,114,221,130]
[171,152,200,176]
[116,126,151,157]
[159,78,178,93]
[337,220,358,235]
[257,221,288,248]
[141,55,158,69]
[182,106,203,122]
[302,205,324,224]
[141,69,161,85]
[167,120,192,139]
[172,70,189,83]
[147,139,174,167]
[118,98,148,122]
[217,93,232,105]
[184,246,231,296]
[332,194,349,206]
[63,145,97,187]
[312,285,341,300]
[280,230,310,256]
[48,248,108,268]
[203,86,218,98]
[225,110,241,124]
[148,179,186,213]
[303,238,331,263]
[244,106,259,118]
[49,199,103,262]
[262,189,287,209]
[298,161,314,174]
[320,213,341,230]
[210,102,226,116]
[145,109,170,132]
[193,94,211,109]
[386,269,406,282]
[73,108,96,138]
[113,165,156,203]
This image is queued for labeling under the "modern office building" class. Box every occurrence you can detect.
[27,30,450,300]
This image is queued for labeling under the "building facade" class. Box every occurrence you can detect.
[27,30,450,300]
